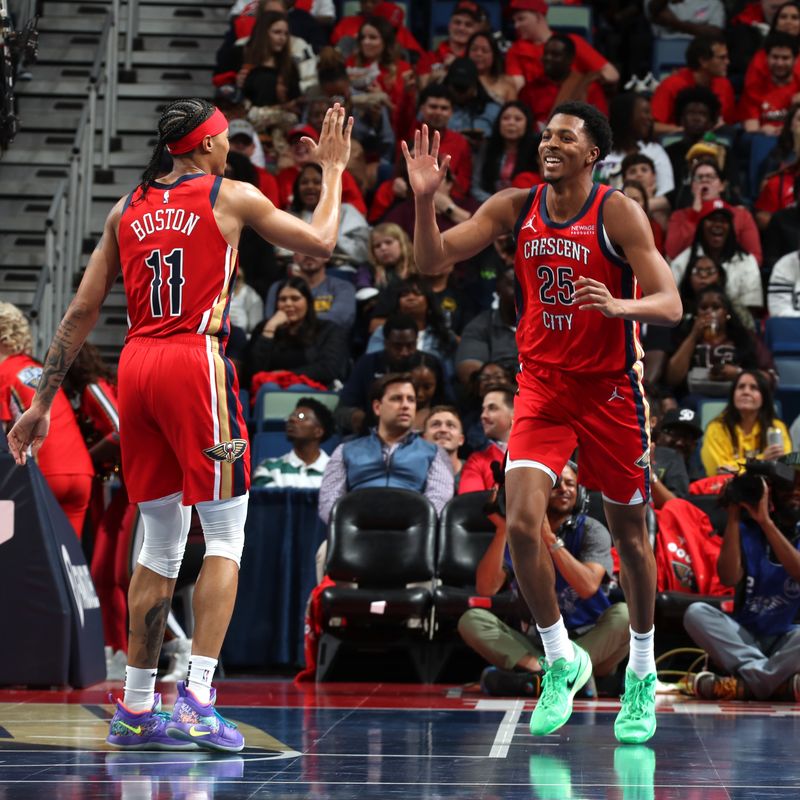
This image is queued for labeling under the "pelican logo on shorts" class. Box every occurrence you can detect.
[203,439,248,463]
[634,449,650,469]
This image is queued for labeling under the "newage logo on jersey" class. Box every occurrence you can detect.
[61,545,100,627]
[17,366,42,388]
[569,224,595,236]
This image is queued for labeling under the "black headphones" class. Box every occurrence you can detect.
[559,459,588,532]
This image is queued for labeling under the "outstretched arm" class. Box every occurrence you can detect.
[230,105,354,257]
[401,124,521,274]
[7,202,123,464]
[574,191,682,326]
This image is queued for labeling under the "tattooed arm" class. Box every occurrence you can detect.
[7,200,123,465]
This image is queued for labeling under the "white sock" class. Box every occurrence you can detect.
[537,617,573,666]
[187,655,218,705]
[628,626,656,678]
[123,665,157,712]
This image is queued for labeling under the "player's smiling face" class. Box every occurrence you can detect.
[539,114,598,184]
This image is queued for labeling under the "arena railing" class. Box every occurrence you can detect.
[29,1,121,352]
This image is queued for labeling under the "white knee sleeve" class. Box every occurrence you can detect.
[195,493,248,567]
[137,492,192,579]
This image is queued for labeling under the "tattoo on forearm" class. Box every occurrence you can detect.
[34,312,85,407]
[143,599,171,665]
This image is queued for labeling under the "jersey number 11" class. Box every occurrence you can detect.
[145,248,185,318]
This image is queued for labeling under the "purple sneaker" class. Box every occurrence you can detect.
[166,681,244,753]
[107,693,197,750]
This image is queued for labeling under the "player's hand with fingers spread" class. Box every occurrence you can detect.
[401,124,453,198]
[308,103,354,172]
[573,276,626,318]
[6,405,50,466]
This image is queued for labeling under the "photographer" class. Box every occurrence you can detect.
[683,460,800,701]
[458,461,629,697]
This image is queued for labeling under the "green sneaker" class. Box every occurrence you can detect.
[613,745,656,800]
[529,643,592,736]
[614,670,657,744]
[529,754,574,800]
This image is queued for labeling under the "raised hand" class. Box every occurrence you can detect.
[308,103,354,172]
[401,124,452,198]
[6,406,50,466]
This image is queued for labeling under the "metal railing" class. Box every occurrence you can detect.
[29,2,121,352]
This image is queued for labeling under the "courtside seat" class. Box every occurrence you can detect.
[317,489,437,681]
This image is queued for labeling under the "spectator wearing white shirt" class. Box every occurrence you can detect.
[253,397,334,488]
[768,249,800,316]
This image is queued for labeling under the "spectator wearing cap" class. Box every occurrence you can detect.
[227,118,281,205]
[345,15,416,135]
[417,1,486,89]
[264,249,356,330]
[670,199,763,313]
[330,0,424,61]
[442,57,501,140]
[738,31,800,134]
[505,0,619,94]
[651,408,704,506]
[253,396,334,488]
[650,34,735,136]
[519,34,608,132]
[413,84,473,198]
[666,160,762,265]
[277,123,367,213]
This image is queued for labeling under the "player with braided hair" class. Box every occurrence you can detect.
[8,97,353,752]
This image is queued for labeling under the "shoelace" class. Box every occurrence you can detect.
[536,659,569,710]
[621,677,654,720]
[213,708,238,729]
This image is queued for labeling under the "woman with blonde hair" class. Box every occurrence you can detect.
[366,222,417,290]
[0,302,93,536]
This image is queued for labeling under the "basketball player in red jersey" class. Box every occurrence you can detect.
[8,98,353,752]
[404,102,681,744]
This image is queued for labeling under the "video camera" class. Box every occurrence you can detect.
[720,458,796,508]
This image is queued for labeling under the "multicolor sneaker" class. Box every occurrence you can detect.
[166,681,244,753]
[529,643,592,736]
[614,670,657,744]
[106,694,197,750]
[692,670,749,701]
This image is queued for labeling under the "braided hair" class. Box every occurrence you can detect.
[136,98,216,202]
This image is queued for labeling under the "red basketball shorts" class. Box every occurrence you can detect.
[117,335,250,505]
[507,364,651,505]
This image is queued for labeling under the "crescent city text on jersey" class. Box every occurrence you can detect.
[129,208,200,242]
[522,236,591,264]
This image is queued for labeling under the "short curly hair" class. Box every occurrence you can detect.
[0,302,32,356]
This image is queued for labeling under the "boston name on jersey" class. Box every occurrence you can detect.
[128,207,200,242]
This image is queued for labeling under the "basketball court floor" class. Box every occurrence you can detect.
[0,681,797,798]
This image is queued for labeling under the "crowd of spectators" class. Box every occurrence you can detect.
[6,0,800,696]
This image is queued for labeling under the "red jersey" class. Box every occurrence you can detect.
[76,378,120,444]
[118,174,236,343]
[506,35,607,83]
[513,183,643,375]
[0,353,93,477]
[650,69,736,126]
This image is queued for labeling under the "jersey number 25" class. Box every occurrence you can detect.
[537,265,574,306]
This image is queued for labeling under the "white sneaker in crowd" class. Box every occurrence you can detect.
[160,638,192,683]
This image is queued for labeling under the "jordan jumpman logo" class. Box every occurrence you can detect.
[608,386,623,402]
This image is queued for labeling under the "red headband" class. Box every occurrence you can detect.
[166,108,228,155]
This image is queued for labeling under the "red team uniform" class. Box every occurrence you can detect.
[508,182,651,504]
[117,173,250,505]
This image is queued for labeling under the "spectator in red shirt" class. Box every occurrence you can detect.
[739,31,800,133]
[277,124,367,212]
[417,1,486,89]
[331,0,424,61]
[414,84,473,198]
[505,0,619,92]
[345,15,416,135]
[666,159,762,265]
[728,0,788,79]
[743,2,800,93]
[519,34,608,131]
[650,34,735,135]
[754,101,800,228]
[458,385,515,494]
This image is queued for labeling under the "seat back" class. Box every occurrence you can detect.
[651,36,691,78]
[765,317,800,356]
[699,399,727,430]
[436,491,494,587]
[251,431,291,466]
[775,356,800,387]
[547,5,592,41]
[254,388,340,432]
[326,488,436,586]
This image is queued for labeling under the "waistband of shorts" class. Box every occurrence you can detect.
[125,333,220,349]
[521,362,642,379]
